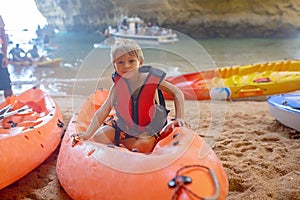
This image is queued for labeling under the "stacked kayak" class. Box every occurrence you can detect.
[164,59,300,100]
[268,93,300,132]
[0,87,64,189]
[57,89,228,200]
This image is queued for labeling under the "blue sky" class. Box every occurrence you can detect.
[0,0,47,31]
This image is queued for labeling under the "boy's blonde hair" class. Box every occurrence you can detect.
[110,39,144,63]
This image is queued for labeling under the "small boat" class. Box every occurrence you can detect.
[164,59,300,100]
[34,58,62,67]
[8,59,32,67]
[268,93,300,132]
[108,16,179,44]
[93,42,111,49]
[43,45,58,52]
[57,89,228,200]
[9,58,62,67]
[93,37,116,49]
[0,87,64,189]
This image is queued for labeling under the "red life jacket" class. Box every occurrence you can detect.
[112,66,167,135]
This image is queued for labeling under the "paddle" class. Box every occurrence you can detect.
[0,105,32,121]
[0,104,13,116]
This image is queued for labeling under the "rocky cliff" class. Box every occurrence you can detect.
[34,0,300,38]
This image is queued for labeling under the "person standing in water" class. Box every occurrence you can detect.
[0,15,13,98]
[9,43,27,62]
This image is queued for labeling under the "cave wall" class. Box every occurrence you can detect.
[34,0,300,38]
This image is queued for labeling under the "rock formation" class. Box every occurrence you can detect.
[34,0,300,38]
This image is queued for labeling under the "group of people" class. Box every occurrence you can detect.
[9,43,42,62]
[36,24,53,46]
[116,16,171,37]
[1,14,189,153]
[0,15,43,99]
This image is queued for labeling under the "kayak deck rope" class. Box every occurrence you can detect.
[169,164,220,200]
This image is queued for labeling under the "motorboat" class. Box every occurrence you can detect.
[107,16,179,44]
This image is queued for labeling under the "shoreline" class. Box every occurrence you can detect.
[0,95,299,199]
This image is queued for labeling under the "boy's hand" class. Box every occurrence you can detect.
[71,132,89,147]
[173,118,191,128]
[161,118,190,134]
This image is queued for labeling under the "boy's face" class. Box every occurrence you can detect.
[113,53,143,79]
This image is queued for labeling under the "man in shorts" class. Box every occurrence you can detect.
[0,15,13,98]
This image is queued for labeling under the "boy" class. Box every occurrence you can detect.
[76,39,187,153]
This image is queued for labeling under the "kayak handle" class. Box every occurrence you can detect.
[169,165,220,200]
[0,105,31,121]
[236,86,264,97]
[205,168,221,200]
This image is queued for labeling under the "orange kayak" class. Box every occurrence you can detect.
[164,59,300,100]
[0,87,64,189]
[57,89,228,200]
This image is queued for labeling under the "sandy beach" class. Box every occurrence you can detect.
[0,94,299,200]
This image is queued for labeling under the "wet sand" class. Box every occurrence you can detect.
[0,95,299,199]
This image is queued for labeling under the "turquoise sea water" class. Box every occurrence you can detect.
[5,31,300,98]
